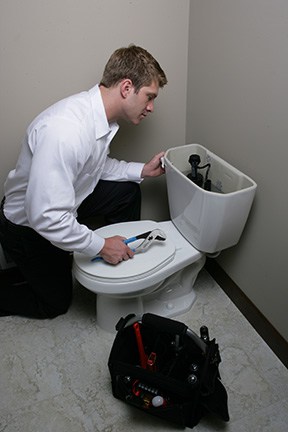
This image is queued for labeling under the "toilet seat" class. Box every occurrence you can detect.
[81,220,176,282]
[73,220,203,296]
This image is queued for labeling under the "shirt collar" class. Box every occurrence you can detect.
[88,84,119,141]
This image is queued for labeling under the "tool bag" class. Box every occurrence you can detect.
[108,313,229,429]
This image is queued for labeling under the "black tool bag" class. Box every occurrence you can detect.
[108,313,229,429]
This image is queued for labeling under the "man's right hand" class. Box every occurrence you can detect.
[99,236,135,265]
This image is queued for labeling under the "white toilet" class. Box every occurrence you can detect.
[73,144,257,332]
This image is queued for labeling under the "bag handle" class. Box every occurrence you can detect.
[142,313,188,336]
[115,313,208,354]
[143,313,208,354]
[115,313,137,331]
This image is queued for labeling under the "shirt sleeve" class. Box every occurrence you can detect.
[100,156,144,182]
[25,123,105,256]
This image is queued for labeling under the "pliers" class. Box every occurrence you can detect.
[91,229,166,262]
[125,229,166,253]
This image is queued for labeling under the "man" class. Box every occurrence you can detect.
[0,45,168,319]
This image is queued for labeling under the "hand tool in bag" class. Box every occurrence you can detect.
[91,229,166,262]
[132,321,157,371]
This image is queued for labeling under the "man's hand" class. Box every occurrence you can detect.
[99,236,135,265]
[141,152,165,178]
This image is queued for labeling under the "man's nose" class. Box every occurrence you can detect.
[146,100,154,113]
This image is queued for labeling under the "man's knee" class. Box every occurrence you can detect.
[125,182,141,203]
[112,182,141,222]
[36,278,73,319]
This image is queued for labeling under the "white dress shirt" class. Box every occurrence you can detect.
[3,84,144,256]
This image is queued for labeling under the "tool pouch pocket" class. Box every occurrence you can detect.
[108,313,229,429]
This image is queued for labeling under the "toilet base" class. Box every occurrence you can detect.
[96,256,205,332]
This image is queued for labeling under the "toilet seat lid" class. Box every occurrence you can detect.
[74,220,176,282]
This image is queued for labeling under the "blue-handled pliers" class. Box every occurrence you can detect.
[91,229,166,262]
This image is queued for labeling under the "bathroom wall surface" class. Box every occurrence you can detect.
[0,0,190,221]
[187,0,288,341]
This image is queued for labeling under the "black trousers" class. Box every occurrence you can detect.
[0,180,141,318]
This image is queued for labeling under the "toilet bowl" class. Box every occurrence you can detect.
[73,144,257,332]
[73,219,205,332]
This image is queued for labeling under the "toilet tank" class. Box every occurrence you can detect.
[164,144,257,254]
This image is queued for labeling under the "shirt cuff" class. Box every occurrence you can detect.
[79,233,105,257]
[126,162,145,182]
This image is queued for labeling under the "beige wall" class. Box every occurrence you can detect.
[187,0,288,341]
[0,0,190,221]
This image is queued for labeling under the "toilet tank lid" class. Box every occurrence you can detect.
[73,220,176,282]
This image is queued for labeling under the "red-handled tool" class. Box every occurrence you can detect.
[133,322,148,369]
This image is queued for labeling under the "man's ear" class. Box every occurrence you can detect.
[119,79,134,98]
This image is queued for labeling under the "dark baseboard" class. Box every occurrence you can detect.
[205,258,288,369]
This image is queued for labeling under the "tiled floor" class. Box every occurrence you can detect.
[0,269,287,431]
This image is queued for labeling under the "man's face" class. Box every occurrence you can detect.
[123,81,159,125]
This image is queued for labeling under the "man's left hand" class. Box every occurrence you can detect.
[141,152,165,178]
